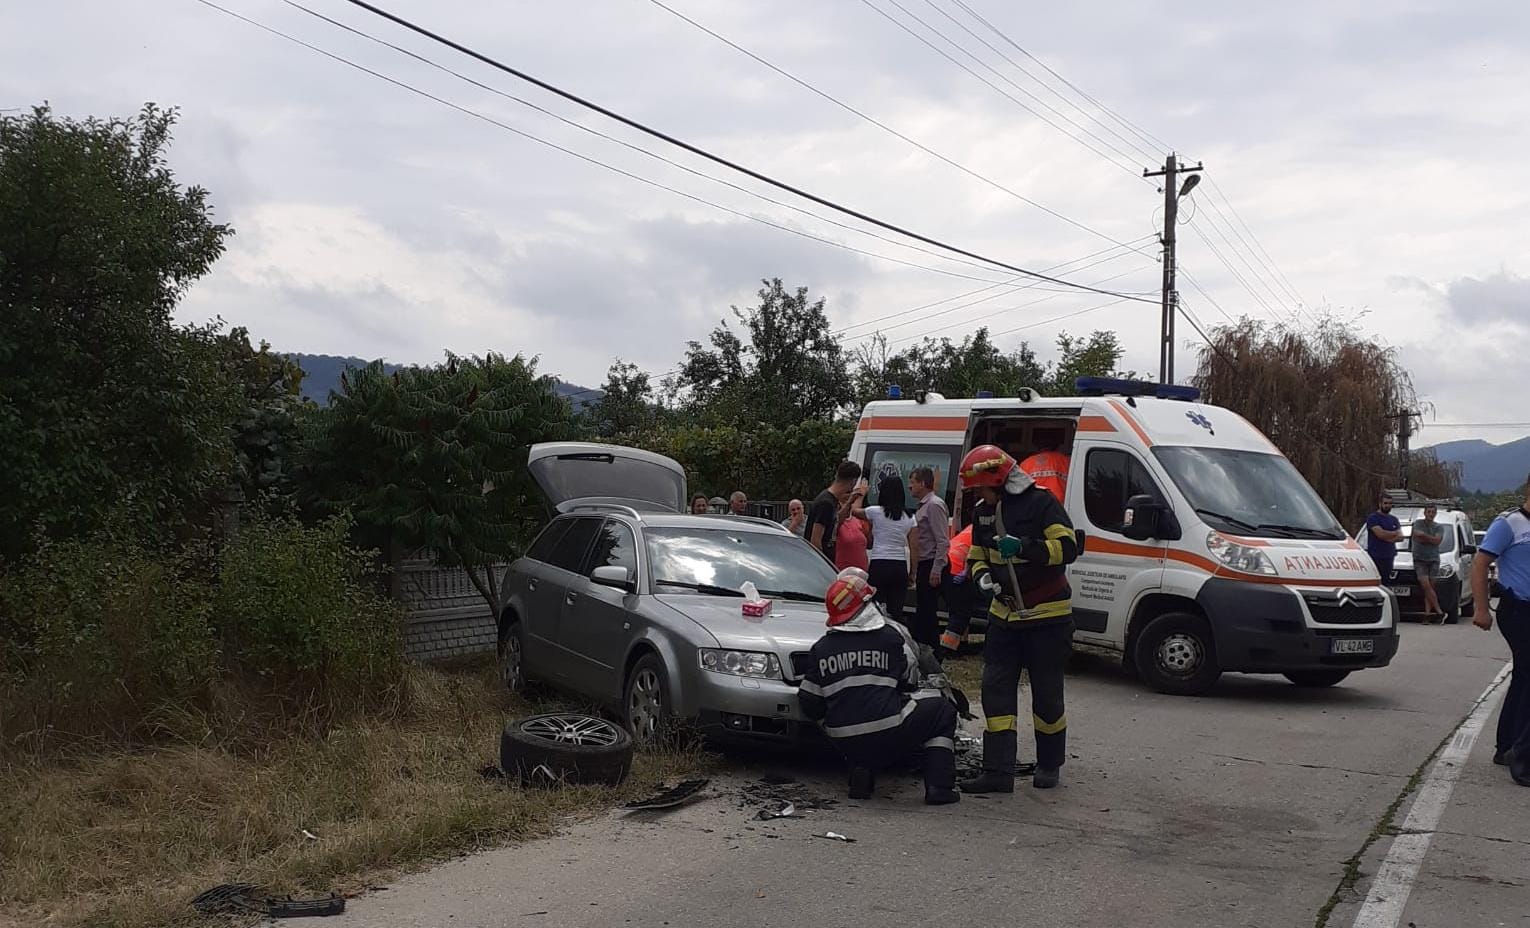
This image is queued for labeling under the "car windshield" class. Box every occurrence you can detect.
[1393,512,1457,554]
[1153,446,1346,539]
[645,527,837,599]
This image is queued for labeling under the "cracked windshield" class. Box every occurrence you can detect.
[5,1,1527,926]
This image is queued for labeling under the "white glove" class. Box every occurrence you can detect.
[977,573,997,593]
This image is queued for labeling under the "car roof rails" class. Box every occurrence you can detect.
[567,503,647,521]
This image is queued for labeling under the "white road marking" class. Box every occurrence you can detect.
[1351,662,1513,928]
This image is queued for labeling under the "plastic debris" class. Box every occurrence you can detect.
[192,884,344,919]
[624,778,711,811]
[814,831,857,843]
[755,802,798,821]
[301,829,320,841]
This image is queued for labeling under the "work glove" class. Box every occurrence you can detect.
[995,534,1023,559]
[976,573,997,594]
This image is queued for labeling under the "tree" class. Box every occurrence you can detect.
[677,278,851,427]
[0,104,237,558]
[588,359,655,439]
[1192,318,1430,527]
[301,353,572,617]
[1044,330,1130,396]
[217,327,310,511]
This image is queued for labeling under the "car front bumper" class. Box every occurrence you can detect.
[1197,578,1400,673]
[682,670,816,744]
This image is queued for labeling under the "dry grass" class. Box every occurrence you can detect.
[0,660,710,928]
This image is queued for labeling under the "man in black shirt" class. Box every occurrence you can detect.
[809,461,863,563]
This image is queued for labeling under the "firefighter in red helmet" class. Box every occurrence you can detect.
[957,444,1080,793]
[799,573,960,805]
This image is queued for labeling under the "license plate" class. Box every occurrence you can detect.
[1388,585,1411,597]
[1331,638,1376,655]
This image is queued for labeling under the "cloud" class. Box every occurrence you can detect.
[1442,271,1530,327]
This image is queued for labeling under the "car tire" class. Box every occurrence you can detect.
[623,653,672,747]
[497,620,527,695]
[1284,670,1351,687]
[500,714,634,787]
[1133,612,1221,696]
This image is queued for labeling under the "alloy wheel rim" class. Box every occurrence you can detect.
[628,669,663,742]
[522,715,621,747]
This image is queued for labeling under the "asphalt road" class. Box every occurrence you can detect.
[327,622,1521,928]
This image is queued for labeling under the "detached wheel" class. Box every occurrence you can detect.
[497,621,526,695]
[1133,612,1221,696]
[623,653,672,746]
[500,714,633,787]
[1284,670,1351,687]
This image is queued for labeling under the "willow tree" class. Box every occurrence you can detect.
[1191,318,1455,528]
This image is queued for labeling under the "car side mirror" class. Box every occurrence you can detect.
[1123,494,1163,541]
[591,565,635,592]
[1462,543,1477,555]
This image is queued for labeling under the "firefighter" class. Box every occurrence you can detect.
[1020,428,1071,502]
[799,573,960,805]
[958,444,1080,793]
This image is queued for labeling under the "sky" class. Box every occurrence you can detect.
[5,0,1529,447]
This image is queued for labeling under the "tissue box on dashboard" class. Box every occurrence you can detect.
[741,599,773,617]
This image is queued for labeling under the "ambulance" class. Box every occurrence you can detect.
[849,377,1400,695]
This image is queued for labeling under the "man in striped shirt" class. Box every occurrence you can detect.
[799,573,960,805]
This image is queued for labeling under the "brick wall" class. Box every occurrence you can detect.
[393,552,501,662]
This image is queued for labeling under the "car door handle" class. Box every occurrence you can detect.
[565,592,578,605]
[527,578,538,592]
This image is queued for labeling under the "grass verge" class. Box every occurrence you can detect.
[0,659,709,928]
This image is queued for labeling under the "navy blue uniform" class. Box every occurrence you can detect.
[800,619,957,800]
[1483,508,1530,773]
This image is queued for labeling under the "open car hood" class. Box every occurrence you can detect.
[528,442,687,514]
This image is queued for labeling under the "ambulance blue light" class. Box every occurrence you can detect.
[887,384,902,399]
[976,390,994,398]
[1075,376,1201,402]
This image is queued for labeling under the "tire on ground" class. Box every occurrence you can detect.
[500,714,634,787]
[1283,669,1351,687]
[1132,611,1222,696]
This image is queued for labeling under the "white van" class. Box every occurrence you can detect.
[849,378,1399,695]
[1359,504,1477,623]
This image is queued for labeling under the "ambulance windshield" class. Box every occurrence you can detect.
[1153,447,1346,539]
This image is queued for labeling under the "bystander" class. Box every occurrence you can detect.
[1471,472,1530,787]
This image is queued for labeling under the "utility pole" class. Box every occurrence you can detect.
[1386,410,1420,490]
[1144,153,1203,383]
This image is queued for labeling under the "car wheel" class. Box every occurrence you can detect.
[497,621,526,695]
[500,714,634,787]
[623,653,672,747]
[1284,670,1351,687]
[1133,612,1221,696]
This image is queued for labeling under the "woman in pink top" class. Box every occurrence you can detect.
[834,480,871,572]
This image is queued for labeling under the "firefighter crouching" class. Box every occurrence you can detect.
[800,572,961,806]
[958,444,1080,793]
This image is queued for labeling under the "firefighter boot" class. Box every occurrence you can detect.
[848,766,876,800]
[1031,766,1061,789]
[923,746,960,805]
[959,731,1016,794]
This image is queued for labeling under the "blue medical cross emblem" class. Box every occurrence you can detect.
[1186,410,1213,431]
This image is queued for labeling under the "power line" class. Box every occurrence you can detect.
[1203,175,1309,308]
[1177,266,1241,326]
[1184,221,1295,326]
[1416,422,1530,429]
[919,0,1160,165]
[862,0,1147,176]
[835,235,1155,336]
[636,0,1151,256]
[1188,198,1302,323]
[193,0,1061,288]
[947,0,1176,157]
[279,0,1018,284]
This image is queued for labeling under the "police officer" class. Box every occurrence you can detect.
[799,573,961,805]
[957,444,1080,793]
[1472,473,1530,786]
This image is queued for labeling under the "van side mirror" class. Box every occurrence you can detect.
[1123,494,1163,541]
[591,565,636,592]
[1462,543,1478,555]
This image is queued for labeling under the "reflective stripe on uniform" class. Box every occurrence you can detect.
[1044,539,1064,565]
[1032,713,1067,735]
[799,674,898,699]
[924,736,955,751]
[985,714,1018,732]
[822,701,916,738]
[989,596,1072,622]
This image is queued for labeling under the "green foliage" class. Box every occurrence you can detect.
[850,327,1127,409]
[218,327,311,510]
[302,353,573,614]
[588,359,656,439]
[0,104,237,559]
[0,534,221,751]
[676,278,852,427]
[215,515,402,711]
[629,420,855,502]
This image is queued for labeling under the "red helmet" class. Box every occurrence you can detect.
[959,444,1017,489]
[825,574,876,626]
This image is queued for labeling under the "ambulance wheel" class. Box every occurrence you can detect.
[1133,612,1221,696]
[1284,670,1350,687]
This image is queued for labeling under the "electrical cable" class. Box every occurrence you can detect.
[1204,176,1308,308]
[864,0,1149,175]
[636,0,1152,257]
[1187,200,1302,323]
[1184,222,1295,326]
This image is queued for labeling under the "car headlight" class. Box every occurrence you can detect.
[698,649,782,679]
[1437,562,1456,579]
[1207,531,1277,575]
